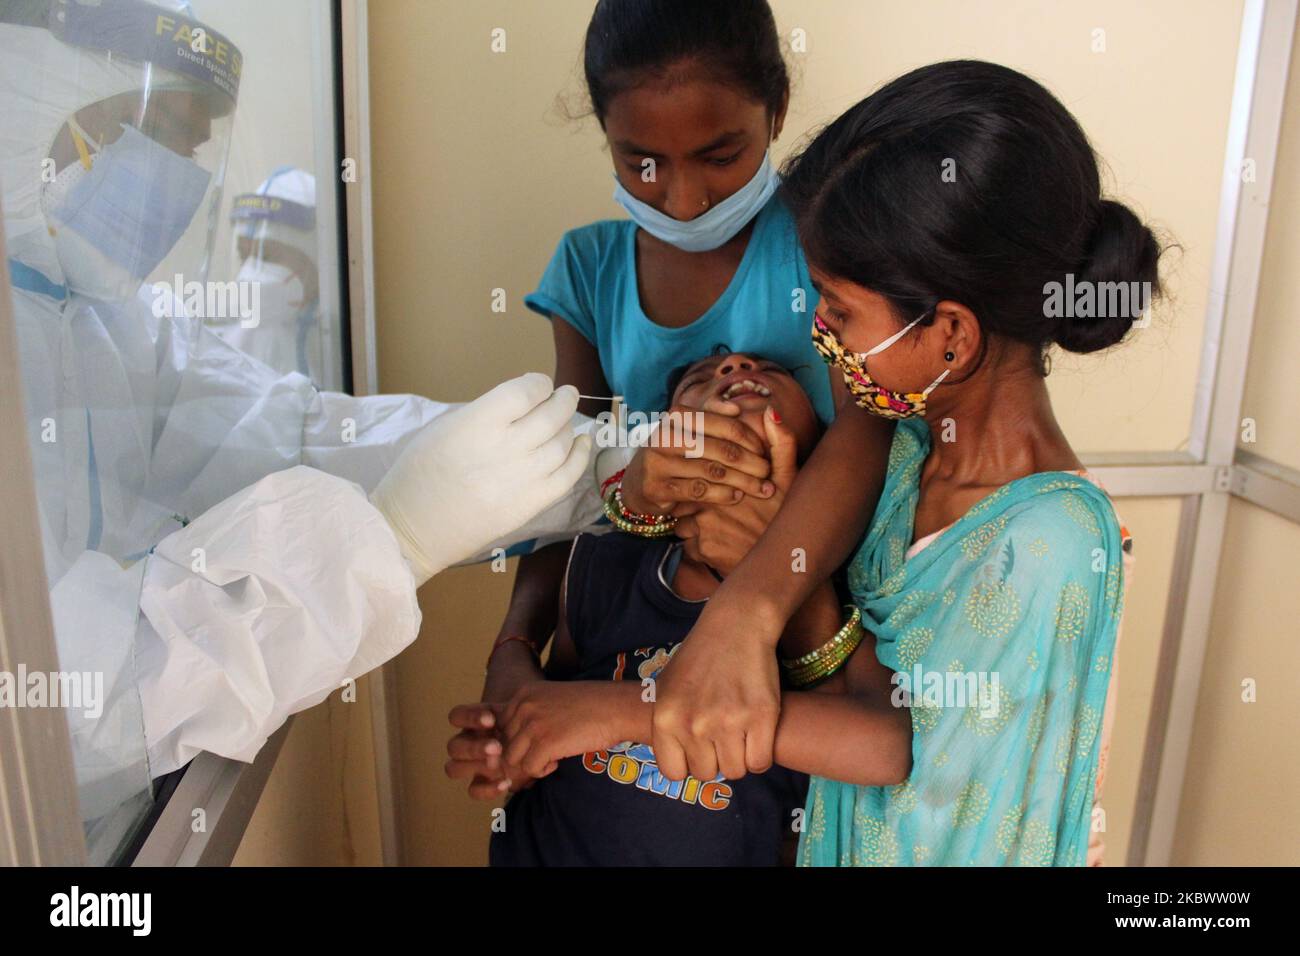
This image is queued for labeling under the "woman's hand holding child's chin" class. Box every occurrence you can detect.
[619,399,776,516]
[674,403,799,575]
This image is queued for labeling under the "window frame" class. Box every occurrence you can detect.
[0,223,86,867]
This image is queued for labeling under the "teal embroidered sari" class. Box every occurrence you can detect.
[798,418,1125,866]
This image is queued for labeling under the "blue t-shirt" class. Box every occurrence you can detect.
[524,194,835,423]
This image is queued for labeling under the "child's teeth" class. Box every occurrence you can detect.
[722,379,772,399]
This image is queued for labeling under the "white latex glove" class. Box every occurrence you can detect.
[369,372,593,584]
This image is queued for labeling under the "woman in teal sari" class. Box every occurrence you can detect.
[786,61,1152,866]
[649,60,1158,866]
[802,416,1130,865]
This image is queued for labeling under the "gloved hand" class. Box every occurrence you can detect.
[370,372,593,585]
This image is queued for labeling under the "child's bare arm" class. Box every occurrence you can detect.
[481,317,608,702]
[502,637,910,788]
[552,313,613,419]
[497,581,913,788]
[774,578,913,785]
[449,542,578,798]
[777,578,846,662]
[480,542,563,705]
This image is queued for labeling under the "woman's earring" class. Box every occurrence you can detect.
[944,351,955,362]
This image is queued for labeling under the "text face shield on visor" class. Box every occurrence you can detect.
[40,0,241,304]
[229,187,318,307]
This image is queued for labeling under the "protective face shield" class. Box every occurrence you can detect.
[230,167,318,326]
[224,167,322,378]
[1,0,242,305]
[230,166,318,261]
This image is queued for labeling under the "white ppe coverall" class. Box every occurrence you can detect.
[0,3,625,837]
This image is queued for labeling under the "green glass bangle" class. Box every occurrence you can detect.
[781,606,863,669]
[785,627,864,687]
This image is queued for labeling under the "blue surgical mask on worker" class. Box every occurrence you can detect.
[42,121,211,300]
[612,149,780,252]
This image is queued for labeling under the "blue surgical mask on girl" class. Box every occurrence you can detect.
[612,149,780,252]
[44,121,211,299]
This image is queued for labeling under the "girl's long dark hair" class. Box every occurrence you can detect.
[583,0,789,126]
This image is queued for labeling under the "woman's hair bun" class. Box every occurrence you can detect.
[1055,199,1162,354]
[780,61,1169,365]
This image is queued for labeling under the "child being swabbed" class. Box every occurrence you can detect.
[446,351,911,866]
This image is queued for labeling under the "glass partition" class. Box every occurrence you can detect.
[0,0,348,864]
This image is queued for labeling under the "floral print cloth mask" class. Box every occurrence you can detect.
[811,311,950,419]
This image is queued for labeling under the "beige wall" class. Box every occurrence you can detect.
[1094,495,1183,864]
[1173,500,1300,865]
[233,679,383,866]
[392,565,512,864]
[1170,16,1300,866]
[363,0,1278,867]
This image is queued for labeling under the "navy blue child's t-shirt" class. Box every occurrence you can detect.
[489,531,808,866]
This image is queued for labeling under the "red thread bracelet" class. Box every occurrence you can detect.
[600,467,627,496]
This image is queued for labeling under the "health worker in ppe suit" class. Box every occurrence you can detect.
[0,0,625,855]
[218,166,329,385]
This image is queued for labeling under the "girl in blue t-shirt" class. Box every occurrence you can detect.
[525,2,833,423]
[450,0,894,806]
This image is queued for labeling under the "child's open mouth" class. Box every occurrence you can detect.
[718,379,773,401]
